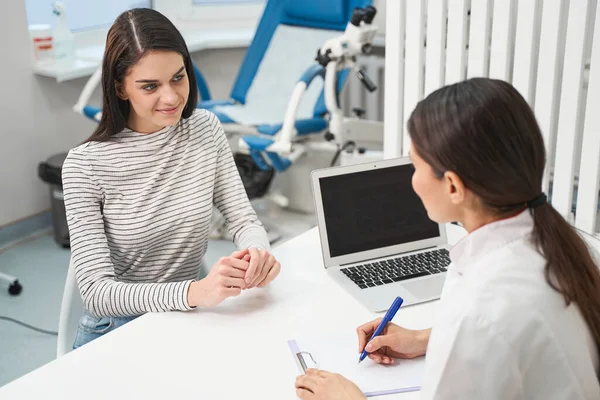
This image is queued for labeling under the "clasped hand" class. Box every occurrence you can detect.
[187,248,281,308]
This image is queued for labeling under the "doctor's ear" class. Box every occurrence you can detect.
[443,171,466,205]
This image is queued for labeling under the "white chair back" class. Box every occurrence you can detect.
[56,256,211,357]
[384,0,600,237]
[56,257,84,358]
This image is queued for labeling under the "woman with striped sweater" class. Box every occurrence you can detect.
[62,8,280,349]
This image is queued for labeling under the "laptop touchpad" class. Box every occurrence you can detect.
[403,275,445,300]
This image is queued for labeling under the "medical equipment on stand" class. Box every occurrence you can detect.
[315,5,383,152]
[237,5,384,204]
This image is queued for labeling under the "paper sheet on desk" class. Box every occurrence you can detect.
[288,333,424,397]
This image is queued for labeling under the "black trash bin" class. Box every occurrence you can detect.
[38,153,70,248]
[233,152,275,200]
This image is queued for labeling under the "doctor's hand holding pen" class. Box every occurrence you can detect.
[356,319,431,365]
[295,317,433,400]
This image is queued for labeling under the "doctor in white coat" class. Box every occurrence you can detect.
[295,78,600,399]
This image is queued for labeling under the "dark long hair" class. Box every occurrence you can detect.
[408,77,600,352]
[87,8,198,142]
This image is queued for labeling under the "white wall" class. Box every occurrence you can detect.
[0,1,245,227]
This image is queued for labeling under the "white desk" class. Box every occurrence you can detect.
[0,225,465,399]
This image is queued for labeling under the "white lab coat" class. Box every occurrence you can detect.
[421,210,600,399]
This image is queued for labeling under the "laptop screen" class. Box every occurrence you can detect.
[319,164,440,257]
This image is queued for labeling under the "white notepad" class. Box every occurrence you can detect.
[288,333,425,397]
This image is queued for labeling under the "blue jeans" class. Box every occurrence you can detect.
[72,310,140,350]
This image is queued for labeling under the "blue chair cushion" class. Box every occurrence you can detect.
[256,118,327,136]
[242,136,292,172]
[198,99,235,108]
[210,110,236,124]
[198,100,237,123]
[83,105,101,120]
[285,0,347,25]
[242,136,275,151]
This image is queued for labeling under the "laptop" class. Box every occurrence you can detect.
[310,157,451,312]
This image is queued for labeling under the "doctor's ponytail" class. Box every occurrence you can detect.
[407,78,600,356]
[529,201,600,350]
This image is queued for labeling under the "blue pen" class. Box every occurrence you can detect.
[359,296,404,363]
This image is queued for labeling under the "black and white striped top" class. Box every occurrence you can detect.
[62,110,270,318]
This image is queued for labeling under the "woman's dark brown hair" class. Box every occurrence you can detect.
[408,77,600,352]
[87,8,198,142]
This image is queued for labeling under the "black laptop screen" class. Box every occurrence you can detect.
[319,164,440,257]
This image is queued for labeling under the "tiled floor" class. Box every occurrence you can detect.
[0,209,315,388]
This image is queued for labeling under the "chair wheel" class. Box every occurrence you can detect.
[8,280,22,296]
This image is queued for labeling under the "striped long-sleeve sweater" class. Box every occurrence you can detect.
[62,109,270,318]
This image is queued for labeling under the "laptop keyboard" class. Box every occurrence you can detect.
[341,249,451,289]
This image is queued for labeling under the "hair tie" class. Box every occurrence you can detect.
[527,193,547,209]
